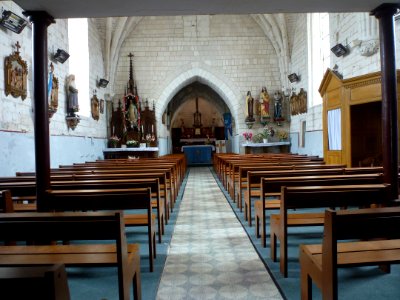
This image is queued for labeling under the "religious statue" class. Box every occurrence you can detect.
[274,91,283,120]
[290,91,298,116]
[66,74,79,114]
[127,98,138,127]
[260,87,270,119]
[48,63,59,119]
[298,88,308,114]
[245,91,255,123]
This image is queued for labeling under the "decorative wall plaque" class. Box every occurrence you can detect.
[5,41,28,100]
[91,91,100,121]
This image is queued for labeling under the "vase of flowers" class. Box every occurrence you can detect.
[243,132,253,144]
[109,136,120,148]
[126,140,140,148]
[262,126,274,143]
[145,133,156,147]
[278,130,288,141]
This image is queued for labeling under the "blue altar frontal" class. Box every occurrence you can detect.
[182,145,214,166]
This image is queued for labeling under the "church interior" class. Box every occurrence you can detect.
[0,0,400,299]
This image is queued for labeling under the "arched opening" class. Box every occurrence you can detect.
[165,82,232,154]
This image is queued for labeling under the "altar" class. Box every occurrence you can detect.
[182,145,214,166]
[103,147,159,159]
[242,141,290,154]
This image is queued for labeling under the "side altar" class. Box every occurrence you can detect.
[103,147,159,159]
[242,141,290,154]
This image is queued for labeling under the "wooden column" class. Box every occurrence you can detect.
[23,11,55,211]
[371,4,400,200]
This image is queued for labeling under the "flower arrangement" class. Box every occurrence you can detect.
[126,139,140,148]
[145,134,156,143]
[243,132,253,141]
[262,126,275,139]
[278,130,288,140]
[109,136,120,147]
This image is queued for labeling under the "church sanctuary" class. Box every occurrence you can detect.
[1,0,400,299]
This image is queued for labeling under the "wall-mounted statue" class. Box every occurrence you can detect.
[245,91,255,123]
[66,74,79,115]
[273,91,284,124]
[5,41,28,100]
[298,88,308,114]
[48,63,58,119]
[260,87,270,119]
[91,90,100,121]
[289,88,308,116]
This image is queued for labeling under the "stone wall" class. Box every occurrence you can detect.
[112,15,282,151]
[0,2,107,176]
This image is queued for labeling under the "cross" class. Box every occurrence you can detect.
[128,52,134,59]
[15,41,21,54]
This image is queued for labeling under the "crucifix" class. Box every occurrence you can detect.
[15,41,21,54]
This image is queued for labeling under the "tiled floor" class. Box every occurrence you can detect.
[156,167,282,300]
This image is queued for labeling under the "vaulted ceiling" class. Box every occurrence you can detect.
[13,0,399,19]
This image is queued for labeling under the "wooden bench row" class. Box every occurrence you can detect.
[300,207,400,300]
[0,211,141,300]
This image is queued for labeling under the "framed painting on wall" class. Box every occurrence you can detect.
[5,41,28,100]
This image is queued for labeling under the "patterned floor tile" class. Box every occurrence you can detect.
[156,167,283,299]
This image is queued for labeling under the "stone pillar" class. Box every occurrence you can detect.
[371,4,400,200]
[23,11,55,211]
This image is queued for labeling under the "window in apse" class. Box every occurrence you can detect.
[68,18,89,117]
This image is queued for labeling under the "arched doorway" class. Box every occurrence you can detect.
[166,82,231,153]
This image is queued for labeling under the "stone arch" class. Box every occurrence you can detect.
[154,64,242,135]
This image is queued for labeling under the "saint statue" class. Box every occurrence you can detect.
[127,98,138,127]
[245,91,255,123]
[274,91,283,120]
[66,74,79,114]
[260,87,270,119]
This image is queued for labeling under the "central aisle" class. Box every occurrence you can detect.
[156,167,282,300]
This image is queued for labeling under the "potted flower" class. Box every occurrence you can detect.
[126,140,140,148]
[243,132,253,143]
[278,130,288,141]
[109,136,120,148]
[262,126,274,143]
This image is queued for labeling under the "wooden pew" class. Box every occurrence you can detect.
[17,168,175,215]
[0,264,70,300]
[299,207,400,300]
[244,168,346,226]
[0,178,165,244]
[0,211,141,300]
[43,187,156,272]
[7,171,171,221]
[270,184,391,277]
[0,190,13,213]
[255,173,384,247]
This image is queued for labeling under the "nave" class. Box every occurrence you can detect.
[156,167,282,300]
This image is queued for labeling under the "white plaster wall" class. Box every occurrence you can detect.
[0,2,108,176]
[329,13,381,77]
[0,131,106,176]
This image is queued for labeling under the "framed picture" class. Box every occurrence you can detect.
[5,42,28,100]
[100,99,104,114]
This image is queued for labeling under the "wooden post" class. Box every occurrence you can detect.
[22,11,55,211]
[371,4,400,200]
